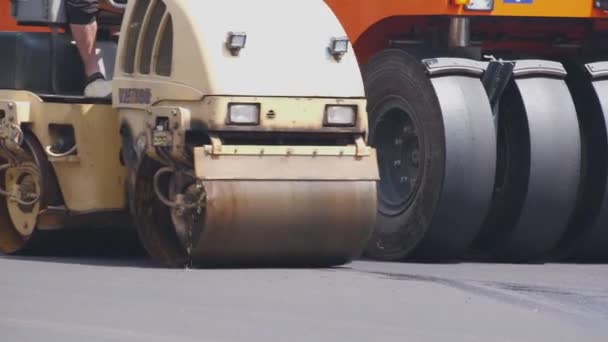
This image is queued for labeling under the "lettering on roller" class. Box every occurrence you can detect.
[118,88,152,104]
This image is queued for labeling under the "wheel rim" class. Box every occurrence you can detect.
[133,158,189,267]
[374,103,423,217]
[5,163,41,237]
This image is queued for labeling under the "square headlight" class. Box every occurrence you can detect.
[324,105,357,127]
[226,32,247,56]
[228,103,260,125]
[328,37,350,61]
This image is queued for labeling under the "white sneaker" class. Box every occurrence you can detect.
[84,78,112,99]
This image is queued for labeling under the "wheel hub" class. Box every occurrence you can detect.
[170,179,206,254]
[5,164,40,237]
[375,107,423,216]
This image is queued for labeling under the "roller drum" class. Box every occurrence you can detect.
[189,180,376,266]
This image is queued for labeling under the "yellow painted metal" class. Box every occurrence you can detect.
[0,91,127,212]
[193,145,379,181]
[150,96,368,135]
[203,136,372,157]
[199,96,368,133]
[113,0,365,103]
[110,0,378,266]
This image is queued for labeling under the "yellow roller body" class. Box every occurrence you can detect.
[111,0,378,266]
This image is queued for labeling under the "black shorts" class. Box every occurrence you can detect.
[65,0,100,25]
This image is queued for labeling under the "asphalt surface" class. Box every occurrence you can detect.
[1,256,607,342]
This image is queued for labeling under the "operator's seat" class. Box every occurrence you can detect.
[0,0,125,99]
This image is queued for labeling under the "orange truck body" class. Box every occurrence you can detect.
[326,0,608,64]
[327,0,608,42]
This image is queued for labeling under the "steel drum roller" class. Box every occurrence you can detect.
[188,180,377,265]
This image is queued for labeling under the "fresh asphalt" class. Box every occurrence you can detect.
[1,255,607,342]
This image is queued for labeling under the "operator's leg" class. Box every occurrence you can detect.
[71,19,100,77]
[65,0,111,98]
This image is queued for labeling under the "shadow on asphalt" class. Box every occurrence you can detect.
[0,227,156,268]
[1,254,156,268]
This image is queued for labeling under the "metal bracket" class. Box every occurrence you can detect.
[209,136,223,154]
[0,101,30,151]
[482,61,515,111]
[203,135,371,158]
[512,60,567,79]
[145,106,192,162]
[586,62,608,80]
[354,136,372,157]
[423,58,487,77]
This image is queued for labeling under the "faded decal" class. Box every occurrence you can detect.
[119,88,152,104]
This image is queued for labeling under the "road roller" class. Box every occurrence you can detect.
[0,0,378,266]
[326,0,608,261]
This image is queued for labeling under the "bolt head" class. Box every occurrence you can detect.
[411,150,420,165]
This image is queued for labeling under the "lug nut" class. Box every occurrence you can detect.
[411,149,420,165]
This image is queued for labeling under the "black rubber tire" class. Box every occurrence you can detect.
[473,72,581,261]
[132,157,189,267]
[555,61,608,261]
[363,50,496,260]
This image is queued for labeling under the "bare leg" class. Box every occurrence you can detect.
[70,21,100,77]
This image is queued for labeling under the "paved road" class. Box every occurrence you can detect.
[1,256,607,342]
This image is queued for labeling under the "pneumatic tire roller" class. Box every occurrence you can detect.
[0,0,378,267]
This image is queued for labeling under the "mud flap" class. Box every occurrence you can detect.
[413,58,496,258]
[476,60,581,260]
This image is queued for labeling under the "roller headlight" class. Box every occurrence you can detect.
[328,37,349,61]
[228,103,260,125]
[465,0,494,11]
[226,32,247,56]
[324,105,357,127]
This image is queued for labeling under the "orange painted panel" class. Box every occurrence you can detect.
[326,0,608,43]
